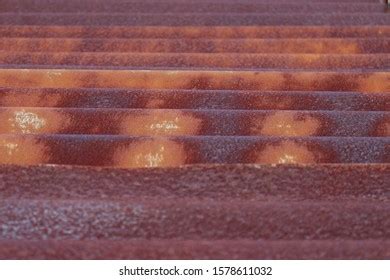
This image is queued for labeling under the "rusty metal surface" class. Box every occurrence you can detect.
[1,38,388,53]
[0,0,389,260]
[1,239,389,260]
[1,2,388,13]
[1,163,389,259]
[2,26,390,39]
[1,164,389,201]
[1,13,389,26]
[0,135,389,166]
[0,69,389,92]
[2,53,389,70]
[0,108,388,137]
[1,199,389,240]
[1,88,389,111]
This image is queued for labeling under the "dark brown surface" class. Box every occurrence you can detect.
[1,240,388,260]
[1,13,389,26]
[1,199,389,240]
[1,164,388,201]
[2,53,389,70]
[1,88,388,111]
[2,38,388,53]
[1,164,389,259]
[1,1,387,13]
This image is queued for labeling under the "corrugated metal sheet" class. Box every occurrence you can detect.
[0,0,389,259]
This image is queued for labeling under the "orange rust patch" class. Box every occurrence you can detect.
[0,108,68,134]
[255,72,286,91]
[252,111,321,136]
[120,110,202,136]
[145,98,166,109]
[255,141,317,164]
[0,137,47,165]
[307,41,358,54]
[334,42,359,54]
[358,73,390,93]
[300,54,322,64]
[1,92,61,107]
[1,69,387,93]
[376,118,390,137]
[113,139,187,168]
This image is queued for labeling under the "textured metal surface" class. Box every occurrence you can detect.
[1,88,389,111]
[1,240,389,260]
[2,53,389,70]
[0,69,389,92]
[0,108,388,136]
[2,26,389,39]
[1,199,389,239]
[0,135,389,166]
[0,0,389,260]
[1,164,389,201]
[1,2,388,13]
[1,13,389,26]
[1,164,389,259]
[1,38,388,53]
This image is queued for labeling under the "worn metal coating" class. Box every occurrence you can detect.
[0,134,388,166]
[0,69,389,93]
[1,13,389,26]
[1,88,388,111]
[1,0,389,260]
[2,26,389,39]
[1,38,388,53]
[1,52,389,70]
[0,108,388,137]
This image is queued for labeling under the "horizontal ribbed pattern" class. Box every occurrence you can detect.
[0,0,389,260]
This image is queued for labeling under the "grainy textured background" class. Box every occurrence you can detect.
[0,0,389,259]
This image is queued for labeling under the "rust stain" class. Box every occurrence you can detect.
[0,108,68,134]
[144,98,166,109]
[1,26,390,39]
[358,73,390,93]
[375,117,390,137]
[0,69,388,93]
[255,141,318,164]
[300,54,322,64]
[113,139,187,168]
[120,110,202,136]
[1,51,387,70]
[0,138,47,165]
[251,111,321,136]
[333,41,359,54]
[282,40,359,54]
[1,92,62,107]
[0,0,389,261]
[0,38,380,54]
